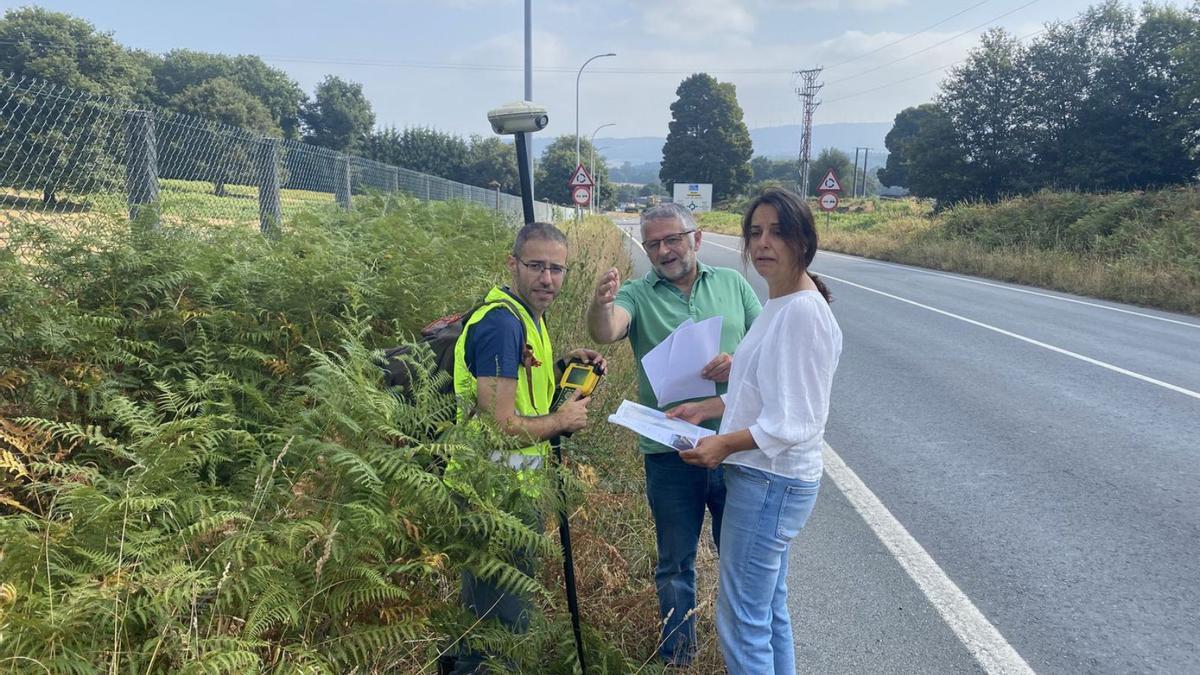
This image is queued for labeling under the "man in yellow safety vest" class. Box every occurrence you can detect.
[446,221,604,674]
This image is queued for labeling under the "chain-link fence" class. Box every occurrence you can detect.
[0,72,568,240]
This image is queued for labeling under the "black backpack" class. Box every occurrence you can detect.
[379,296,524,399]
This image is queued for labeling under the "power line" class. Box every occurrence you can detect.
[822,27,1047,104]
[823,0,993,71]
[0,39,797,75]
[824,0,1041,87]
[0,4,1041,81]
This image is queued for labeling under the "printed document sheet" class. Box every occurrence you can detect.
[640,316,723,406]
[607,399,715,450]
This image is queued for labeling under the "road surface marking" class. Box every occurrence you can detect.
[823,442,1036,675]
[619,218,1039,672]
[703,231,1199,329]
[818,250,1200,329]
[822,273,1200,402]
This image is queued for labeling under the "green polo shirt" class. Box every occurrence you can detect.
[615,261,762,454]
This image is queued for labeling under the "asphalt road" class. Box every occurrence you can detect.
[610,217,1200,674]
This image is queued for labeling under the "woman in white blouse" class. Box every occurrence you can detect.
[667,187,842,674]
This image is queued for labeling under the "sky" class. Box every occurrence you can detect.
[2,0,1188,142]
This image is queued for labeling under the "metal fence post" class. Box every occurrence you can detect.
[335,155,351,210]
[259,138,282,235]
[124,110,159,228]
[388,166,399,194]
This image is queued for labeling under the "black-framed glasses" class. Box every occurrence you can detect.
[642,229,696,253]
[516,258,569,277]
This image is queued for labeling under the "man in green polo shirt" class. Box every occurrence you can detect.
[587,202,761,667]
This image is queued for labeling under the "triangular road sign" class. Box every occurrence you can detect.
[568,163,595,188]
[818,169,842,193]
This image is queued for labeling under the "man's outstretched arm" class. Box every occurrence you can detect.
[588,267,631,344]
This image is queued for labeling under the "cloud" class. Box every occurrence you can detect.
[640,0,756,41]
[756,0,907,9]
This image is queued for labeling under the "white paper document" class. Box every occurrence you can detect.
[640,315,723,407]
[607,400,715,451]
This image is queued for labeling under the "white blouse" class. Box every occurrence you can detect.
[720,289,842,481]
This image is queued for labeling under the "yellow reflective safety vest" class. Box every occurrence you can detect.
[452,286,556,481]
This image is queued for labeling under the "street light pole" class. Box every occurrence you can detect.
[575,52,615,220]
[589,123,614,214]
[523,0,535,200]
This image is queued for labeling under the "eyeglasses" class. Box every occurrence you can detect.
[516,258,569,277]
[642,229,695,253]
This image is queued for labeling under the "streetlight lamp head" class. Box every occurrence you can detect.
[487,101,550,135]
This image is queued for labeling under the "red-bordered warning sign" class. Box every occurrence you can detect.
[817,169,842,193]
[568,163,595,188]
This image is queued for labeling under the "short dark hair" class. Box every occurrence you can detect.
[512,221,567,257]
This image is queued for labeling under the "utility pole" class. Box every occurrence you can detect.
[794,67,823,197]
[523,0,534,201]
[852,147,862,199]
[853,146,871,198]
[862,147,870,197]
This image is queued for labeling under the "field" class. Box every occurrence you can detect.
[0,198,703,673]
[2,179,339,234]
[699,190,1200,315]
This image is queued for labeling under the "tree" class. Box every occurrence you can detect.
[615,183,640,205]
[0,7,151,204]
[463,136,519,193]
[749,156,794,182]
[938,29,1034,201]
[879,104,970,201]
[300,76,375,153]
[366,126,469,181]
[1176,4,1200,159]
[913,3,1200,202]
[166,77,281,196]
[534,135,613,208]
[659,73,753,202]
[805,148,853,197]
[639,183,667,198]
[149,50,305,138]
[1020,2,1199,191]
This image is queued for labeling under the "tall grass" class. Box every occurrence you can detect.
[0,200,670,672]
[703,190,1200,315]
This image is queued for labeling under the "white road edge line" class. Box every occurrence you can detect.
[624,219,1037,671]
[822,442,1036,675]
[818,250,1200,329]
[822,272,1200,402]
[703,231,1200,329]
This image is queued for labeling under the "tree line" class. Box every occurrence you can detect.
[0,7,813,208]
[880,1,1200,204]
[0,7,602,203]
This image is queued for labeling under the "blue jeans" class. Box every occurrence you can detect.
[716,464,820,675]
[644,451,726,665]
[451,503,540,675]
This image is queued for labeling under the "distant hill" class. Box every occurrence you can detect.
[535,122,892,168]
[750,122,892,161]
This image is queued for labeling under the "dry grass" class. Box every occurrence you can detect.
[1,179,339,233]
[705,195,1199,316]
[820,206,1200,315]
[538,215,726,672]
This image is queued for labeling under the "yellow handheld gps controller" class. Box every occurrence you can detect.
[552,358,604,411]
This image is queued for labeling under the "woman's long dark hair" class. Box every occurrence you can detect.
[741,187,832,303]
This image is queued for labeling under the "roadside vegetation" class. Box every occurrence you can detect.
[0,198,697,672]
[698,190,1200,316]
